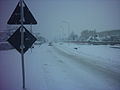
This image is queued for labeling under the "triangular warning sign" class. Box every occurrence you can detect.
[7,1,37,24]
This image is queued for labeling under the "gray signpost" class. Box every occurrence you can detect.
[20,0,25,89]
[7,0,37,89]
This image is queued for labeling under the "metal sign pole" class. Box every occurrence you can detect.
[7,0,37,89]
[30,23,33,52]
[20,0,26,89]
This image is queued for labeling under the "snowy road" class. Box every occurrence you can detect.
[0,43,120,90]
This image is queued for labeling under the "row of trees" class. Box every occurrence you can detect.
[62,30,120,42]
[62,30,97,41]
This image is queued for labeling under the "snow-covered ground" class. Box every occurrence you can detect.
[0,43,120,90]
[54,42,120,73]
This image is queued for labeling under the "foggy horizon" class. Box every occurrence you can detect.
[0,0,120,40]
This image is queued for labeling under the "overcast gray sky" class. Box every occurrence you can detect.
[0,0,120,40]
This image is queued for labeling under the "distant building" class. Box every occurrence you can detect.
[80,30,120,42]
[97,30,120,42]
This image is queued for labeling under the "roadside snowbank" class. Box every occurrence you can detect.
[53,42,120,74]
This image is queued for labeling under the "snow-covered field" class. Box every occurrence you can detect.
[0,43,120,90]
[54,42,120,74]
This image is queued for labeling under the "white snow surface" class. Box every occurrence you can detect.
[54,42,120,73]
[0,43,120,90]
